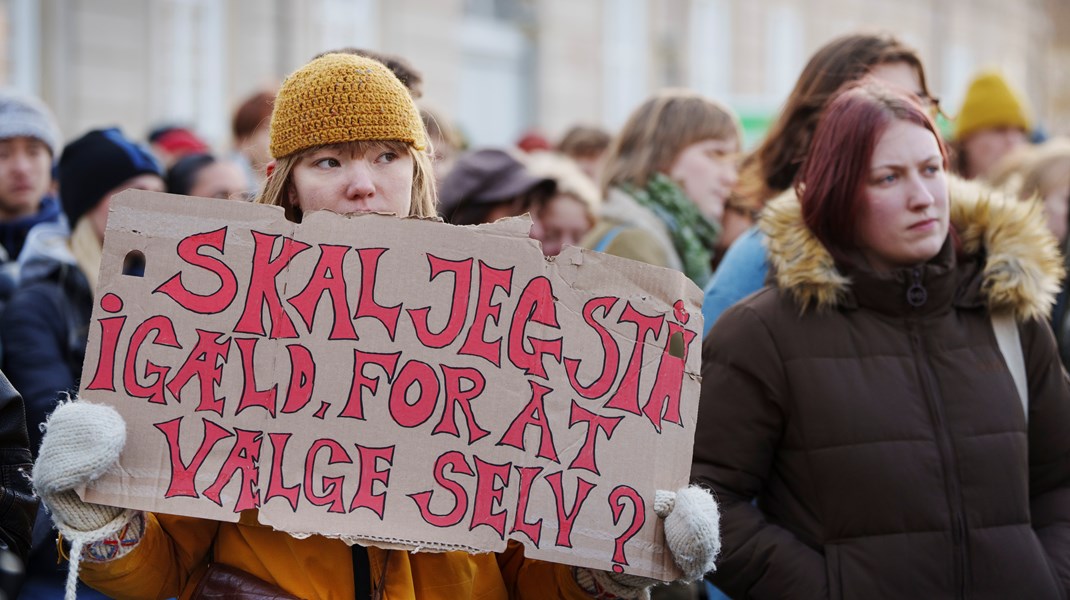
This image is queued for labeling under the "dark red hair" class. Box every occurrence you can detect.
[798,80,948,261]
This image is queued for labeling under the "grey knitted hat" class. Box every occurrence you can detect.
[0,90,61,156]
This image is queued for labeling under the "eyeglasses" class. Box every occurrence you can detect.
[916,93,943,119]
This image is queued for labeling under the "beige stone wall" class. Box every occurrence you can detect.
[2,0,1067,149]
[535,0,603,138]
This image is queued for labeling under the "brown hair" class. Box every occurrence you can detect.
[556,125,612,159]
[799,80,947,262]
[601,89,741,196]
[740,33,931,209]
[421,106,464,152]
[255,141,437,222]
[312,47,424,99]
[232,90,275,141]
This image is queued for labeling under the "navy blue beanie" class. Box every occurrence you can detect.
[57,127,162,225]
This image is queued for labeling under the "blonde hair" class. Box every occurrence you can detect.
[70,217,103,291]
[255,141,437,221]
[1015,139,1070,202]
[524,152,600,217]
[601,89,742,196]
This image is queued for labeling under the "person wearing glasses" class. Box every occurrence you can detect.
[701,33,939,336]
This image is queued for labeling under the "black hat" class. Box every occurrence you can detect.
[438,148,555,224]
[58,128,163,225]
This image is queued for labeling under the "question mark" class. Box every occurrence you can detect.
[608,485,646,573]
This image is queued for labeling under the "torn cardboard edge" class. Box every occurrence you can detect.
[81,190,703,580]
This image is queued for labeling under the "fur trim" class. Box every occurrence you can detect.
[760,177,1065,321]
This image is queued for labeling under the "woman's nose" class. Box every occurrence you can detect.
[906,175,935,209]
[344,163,376,199]
[722,162,740,187]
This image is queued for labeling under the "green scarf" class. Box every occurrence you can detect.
[624,173,721,286]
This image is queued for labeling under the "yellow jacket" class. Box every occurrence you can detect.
[80,511,596,600]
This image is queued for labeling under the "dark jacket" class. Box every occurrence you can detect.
[0,196,62,265]
[695,179,1070,599]
[0,369,38,564]
[0,221,91,457]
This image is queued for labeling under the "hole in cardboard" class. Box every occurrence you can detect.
[122,250,146,277]
[668,331,685,359]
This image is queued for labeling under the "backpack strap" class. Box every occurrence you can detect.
[593,225,627,253]
[991,312,1028,422]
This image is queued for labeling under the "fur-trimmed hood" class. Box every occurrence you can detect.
[760,177,1065,321]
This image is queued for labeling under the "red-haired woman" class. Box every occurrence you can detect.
[694,81,1070,598]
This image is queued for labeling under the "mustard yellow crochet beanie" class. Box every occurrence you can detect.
[269,53,427,159]
[953,70,1032,142]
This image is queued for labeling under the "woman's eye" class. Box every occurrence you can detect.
[923,165,941,175]
[377,152,398,164]
[314,157,340,168]
[874,173,896,185]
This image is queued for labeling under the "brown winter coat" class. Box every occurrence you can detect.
[694,179,1070,599]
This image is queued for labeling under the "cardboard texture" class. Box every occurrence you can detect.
[79,190,703,580]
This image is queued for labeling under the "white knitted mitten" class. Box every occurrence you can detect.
[573,485,720,599]
[33,401,141,600]
[33,401,134,535]
[656,485,721,580]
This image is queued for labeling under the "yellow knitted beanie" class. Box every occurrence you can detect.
[953,70,1032,142]
[269,53,427,158]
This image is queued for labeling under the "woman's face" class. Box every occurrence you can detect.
[533,194,592,257]
[289,143,413,217]
[963,126,1029,180]
[856,120,949,273]
[667,137,740,223]
[190,160,250,200]
[88,173,165,241]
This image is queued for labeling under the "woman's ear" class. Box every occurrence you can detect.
[286,177,300,212]
[265,160,277,179]
[284,181,302,223]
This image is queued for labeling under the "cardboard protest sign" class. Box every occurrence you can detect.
[78,190,703,580]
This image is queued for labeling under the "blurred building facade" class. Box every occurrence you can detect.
[0,0,1065,150]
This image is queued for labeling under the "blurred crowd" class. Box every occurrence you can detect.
[1,31,1069,600]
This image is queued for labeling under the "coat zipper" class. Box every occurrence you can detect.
[906,268,967,600]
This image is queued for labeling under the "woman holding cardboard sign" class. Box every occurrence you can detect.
[30,53,721,600]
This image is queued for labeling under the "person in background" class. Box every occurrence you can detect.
[231,89,276,192]
[999,139,1070,366]
[438,147,556,225]
[583,89,741,287]
[147,125,210,169]
[422,105,465,184]
[517,129,553,154]
[697,80,1070,599]
[556,125,612,184]
[166,152,251,200]
[952,70,1033,181]
[28,52,720,600]
[2,127,163,599]
[0,91,64,274]
[524,152,600,256]
[2,126,164,454]
[701,32,937,335]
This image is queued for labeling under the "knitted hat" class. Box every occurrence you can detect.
[953,71,1032,141]
[57,128,163,225]
[269,53,426,159]
[152,127,209,156]
[0,90,61,156]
